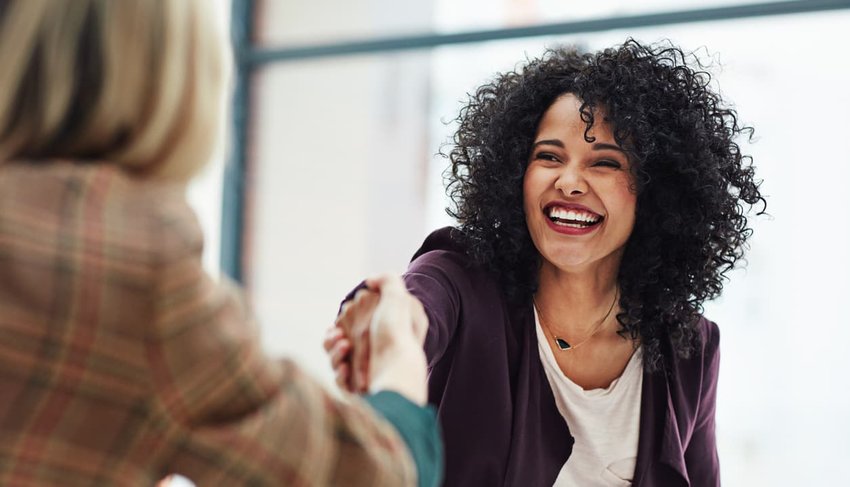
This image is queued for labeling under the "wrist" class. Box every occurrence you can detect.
[369,341,428,406]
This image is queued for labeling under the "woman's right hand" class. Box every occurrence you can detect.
[329,274,429,405]
[324,325,355,392]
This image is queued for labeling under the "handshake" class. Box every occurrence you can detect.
[324,275,429,406]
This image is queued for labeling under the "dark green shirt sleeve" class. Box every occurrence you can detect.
[364,391,443,487]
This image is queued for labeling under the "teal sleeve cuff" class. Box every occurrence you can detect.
[364,391,443,487]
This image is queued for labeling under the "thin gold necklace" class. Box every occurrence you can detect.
[533,289,619,351]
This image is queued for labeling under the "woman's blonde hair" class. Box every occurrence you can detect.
[0,0,229,180]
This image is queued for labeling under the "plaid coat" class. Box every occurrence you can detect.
[0,162,417,486]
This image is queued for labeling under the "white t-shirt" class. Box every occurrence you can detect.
[534,309,643,486]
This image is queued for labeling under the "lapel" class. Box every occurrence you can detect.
[502,301,574,487]
[632,361,690,486]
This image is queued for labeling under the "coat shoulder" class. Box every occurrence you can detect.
[695,315,720,359]
[407,227,500,299]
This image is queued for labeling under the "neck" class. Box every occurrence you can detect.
[535,260,620,337]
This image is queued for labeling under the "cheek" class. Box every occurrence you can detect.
[612,173,637,207]
[522,170,550,240]
[603,179,637,228]
[615,190,638,231]
[522,170,541,212]
[619,188,637,215]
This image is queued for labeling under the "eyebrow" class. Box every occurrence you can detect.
[532,139,565,149]
[592,142,627,154]
[531,139,626,153]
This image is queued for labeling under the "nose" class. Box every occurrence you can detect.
[554,165,587,196]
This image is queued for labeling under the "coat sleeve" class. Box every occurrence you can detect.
[403,250,465,368]
[145,205,420,487]
[683,319,721,486]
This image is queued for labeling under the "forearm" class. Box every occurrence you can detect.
[365,391,443,487]
[158,360,420,486]
[150,260,420,484]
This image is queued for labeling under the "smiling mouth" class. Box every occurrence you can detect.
[546,206,604,229]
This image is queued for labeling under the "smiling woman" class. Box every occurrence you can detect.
[524,94,637,278]
[328,38,765,486]
[524,93,639,394]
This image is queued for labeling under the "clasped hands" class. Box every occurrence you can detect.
[325,275,429,406]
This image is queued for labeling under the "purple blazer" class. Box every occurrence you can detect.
[402,227,720,487]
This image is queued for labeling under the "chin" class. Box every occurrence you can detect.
[541,252,594,271]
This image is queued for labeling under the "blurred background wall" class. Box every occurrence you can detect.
[192,1,850,485]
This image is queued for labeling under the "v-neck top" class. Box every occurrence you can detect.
[534,308,643,486]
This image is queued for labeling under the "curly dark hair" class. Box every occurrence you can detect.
[444,39,765,372]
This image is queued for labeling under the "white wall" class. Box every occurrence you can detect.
[248,0,435,384]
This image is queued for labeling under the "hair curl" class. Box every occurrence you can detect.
[444,39,765,372]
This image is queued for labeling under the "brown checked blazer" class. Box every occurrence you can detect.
[0,162,417,486]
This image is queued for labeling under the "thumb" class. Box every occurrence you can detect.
[364,273,407,297]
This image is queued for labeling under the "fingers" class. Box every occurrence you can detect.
[335,362,351,391]
[323,326,344,352]
[362,274,429,404]
[335,288,377,333]
[328,336,351,369]
[324,326,355,391]
[364,273,407,297]
[366,274,428,345]
[335,275,428,395]
[337,288,379,393]
[351,326,371,393]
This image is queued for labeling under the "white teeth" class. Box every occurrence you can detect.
[553,221,587,228]
[547,207,601,223]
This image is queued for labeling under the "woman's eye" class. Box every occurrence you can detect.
[535,152,560,162]
[594,159,622,169]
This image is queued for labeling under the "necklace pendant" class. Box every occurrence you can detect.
[554,337,572,351]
